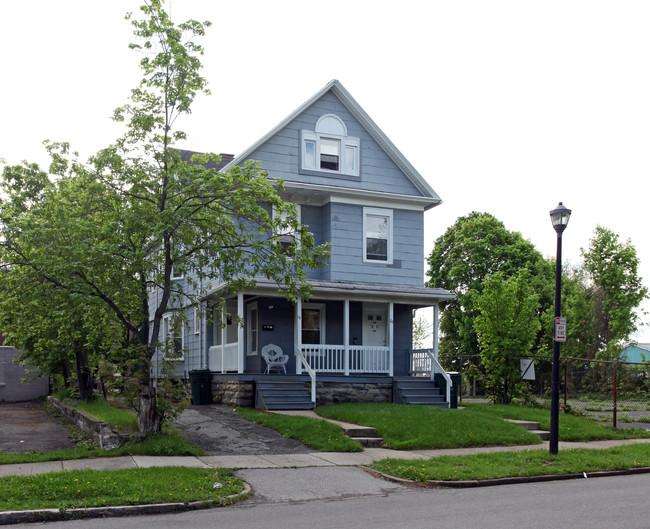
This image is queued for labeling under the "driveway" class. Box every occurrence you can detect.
[174,405,313,455]
[0,401,76,453]
[0,401,311,456]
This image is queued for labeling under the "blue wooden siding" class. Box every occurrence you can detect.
[323,202,424,286]
[247,92,423,197]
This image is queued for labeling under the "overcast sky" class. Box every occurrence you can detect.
[2,1,650,340]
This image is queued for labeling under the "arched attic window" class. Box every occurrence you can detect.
[301,114,360,177]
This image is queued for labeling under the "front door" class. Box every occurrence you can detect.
[362,306,387,347]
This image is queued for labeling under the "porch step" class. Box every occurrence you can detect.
[505,419,551,441]
[256,381,315,411]
[393,377,448,407]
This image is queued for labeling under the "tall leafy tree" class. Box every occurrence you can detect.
[426,212,549,359]
[0,1,328,434]
[580,226,647,359]
[472,270,540,403]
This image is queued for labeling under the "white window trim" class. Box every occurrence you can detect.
[302,302,326,345]
[301,115,360,177]
[363,207,393,264]
[162,312,184,360]
[246,301,259,356]
[194,307,201,335]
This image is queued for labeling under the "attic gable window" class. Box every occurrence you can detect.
[301,114,360,177]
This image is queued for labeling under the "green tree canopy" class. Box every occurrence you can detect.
[580,226,648,359]
[472,270,540,404]
[426,211,549,358]
[0,1,328,434]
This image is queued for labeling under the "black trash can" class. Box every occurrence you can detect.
[189,369,212,405]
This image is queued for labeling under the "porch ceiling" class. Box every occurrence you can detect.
[204,278,454,306]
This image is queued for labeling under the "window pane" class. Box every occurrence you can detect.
[367,215,387,239]
[305,141,316,168]
[302,330,320,344]
[344,145,356,172]
[366,238,388,260]
[320,138,339,171]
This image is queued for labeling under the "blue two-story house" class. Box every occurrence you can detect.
[153,80,455,409]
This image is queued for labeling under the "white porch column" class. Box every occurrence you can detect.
[388,302,394,376]
[344,299,350,376]
[433,304,439,362]
[237,293,244,373]
[295,298,303,374]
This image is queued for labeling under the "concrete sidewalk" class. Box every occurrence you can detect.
[2,438,650,478]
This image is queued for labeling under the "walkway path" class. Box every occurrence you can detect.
[2,438,650,478]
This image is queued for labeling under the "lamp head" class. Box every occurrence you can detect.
[550,202,571,233]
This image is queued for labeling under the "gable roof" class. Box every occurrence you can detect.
[222,80,441,205]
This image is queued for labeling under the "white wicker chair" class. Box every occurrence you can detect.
[261,344,289,374]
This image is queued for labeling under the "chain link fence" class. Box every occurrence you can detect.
[440,354,650,429]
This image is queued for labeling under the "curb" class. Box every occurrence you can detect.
[0,481,252,525]
[361,465,650,489]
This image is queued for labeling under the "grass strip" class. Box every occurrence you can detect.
[72,399,138,432]
[316,403,541,450]
[466,403,650,441]
[236,408,363,452]
[370,444,650,482]
[0,467,245,512]
[0,430,204,466]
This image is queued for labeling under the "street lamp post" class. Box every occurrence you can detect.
[549,202,571,455]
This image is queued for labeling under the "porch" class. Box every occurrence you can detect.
[196,279,456,409]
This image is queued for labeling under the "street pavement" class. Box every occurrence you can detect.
[1,403,650,524]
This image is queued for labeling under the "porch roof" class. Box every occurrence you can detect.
[205,278,455,306]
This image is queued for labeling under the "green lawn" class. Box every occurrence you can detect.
[73,399,138,432]
[316,402,542,449]
[236,408,363,452]
[467,403,650,442]
[0,467,246,512]
[371,444,650,482]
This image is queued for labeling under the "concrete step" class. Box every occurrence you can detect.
[264,401,315,410]
[505,419,549,441]
[350,436,383,448]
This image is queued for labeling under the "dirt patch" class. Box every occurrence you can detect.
[174,405,313,455]
[0,401,76,453]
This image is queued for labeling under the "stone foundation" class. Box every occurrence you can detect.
[315,382,392,406]
[211,380,254,407]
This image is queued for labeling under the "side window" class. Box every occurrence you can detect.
[246,302,258,355]
[194,307,201,335]
[162,312,184,359]
[273,204,301,255]
[301,114,360,177]
[363,207,393,264]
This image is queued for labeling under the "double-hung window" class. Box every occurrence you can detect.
[301,114,360,177]
[363,207,393,264]
[273,204,301,256]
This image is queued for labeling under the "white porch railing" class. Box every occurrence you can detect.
[300,345,391,374]
[294,345,316,403]
[410,348,452,406]
[208,343,239,373]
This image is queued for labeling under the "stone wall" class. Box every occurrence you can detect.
[211,380,254,407]
[315,382,392,406]
[47,397,130,450]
